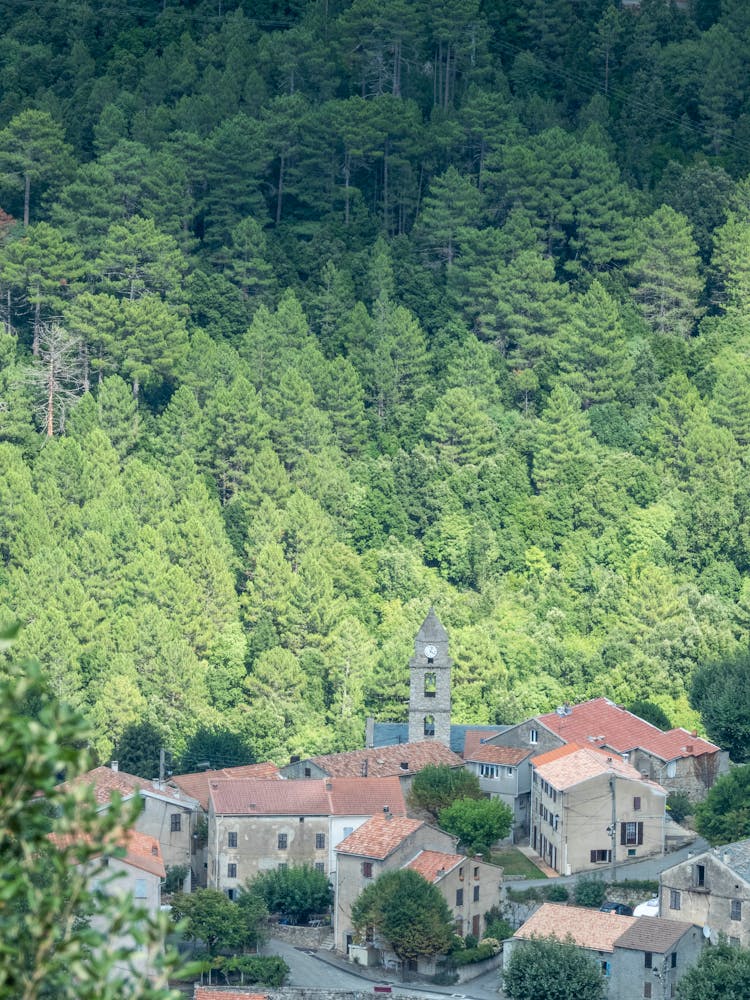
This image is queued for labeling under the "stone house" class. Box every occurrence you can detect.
[63,764,199,891]
[506,903,703,1000]
[462,730,535,841]
[530,743,666,875]
[485,698,727,802]
[207,777,406,897]
[659,838,750,947]
[279,740,465,799]
[170,762,280,887]
[333,813,502,973]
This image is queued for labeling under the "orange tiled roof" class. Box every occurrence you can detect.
[304,741,464,778]
[171,763,279,810]
[195,991,268,1000]
[539,698,719,761]
[49,828,165,877]
[406,850,464,882]
[209,777,406,817]
[463,731,532,766]
[532,743,665,792]
[64,766,196,808]
[514,903,636,952]
[336,815,424,859]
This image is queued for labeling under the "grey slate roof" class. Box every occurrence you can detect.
[710,838,750,882]
[371,721,509,755]
[615,916,695,954]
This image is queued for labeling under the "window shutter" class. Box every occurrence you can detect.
[637,822,644,845]
[620,823,627,845]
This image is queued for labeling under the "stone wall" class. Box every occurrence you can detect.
[195,990,425,1000]
[270,923,334,950]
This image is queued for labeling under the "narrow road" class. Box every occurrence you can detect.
[263,937,501,998]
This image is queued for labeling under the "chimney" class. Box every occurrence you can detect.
[361,759,368,778]
[111,760,119,772]
[326,781,333,791]
[383,805,391,820]
[151,844,159,856]
[365,716,375,748]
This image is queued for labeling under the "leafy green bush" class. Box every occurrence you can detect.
[667,791,693,824]
[486,916,515,940]
[213,955,288,987]
[546,884,569,902]
[164,864,189,894]
[574,876,606,908]
[451,943,496,967]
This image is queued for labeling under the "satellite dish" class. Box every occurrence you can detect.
[702,925,711,939]
[556,706,566,716]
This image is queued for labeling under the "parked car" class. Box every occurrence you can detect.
[633,897,659,917]
[600,901,633,916]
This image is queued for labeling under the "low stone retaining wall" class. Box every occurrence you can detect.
[454,950,503,984]
[269,923,335,950]
[194,990,424,999]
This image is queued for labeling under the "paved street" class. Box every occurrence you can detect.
[264,937,501,998]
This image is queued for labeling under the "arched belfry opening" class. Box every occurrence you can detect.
[408,608,451,746]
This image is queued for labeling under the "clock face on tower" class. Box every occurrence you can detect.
[424,644,438,659]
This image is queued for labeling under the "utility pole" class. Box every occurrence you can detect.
[609,774,617,879]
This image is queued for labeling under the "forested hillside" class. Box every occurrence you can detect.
[1,0,749,767]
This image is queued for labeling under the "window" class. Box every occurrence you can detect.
[601,961,610,977]
[315,862,325,873]
[227,863,237,878]
[228,831,238,848]
[459,866,464,881]
[480,763,498,779]
[227,888,236,901]
[670,889,681,911]
[316,833,326,849]
[170,813,181,832]
[343,826,353,838]
[644,952,652,970]
[590,849,611,863]
[506,766,514,777]
[362,862,373,878]
[473,866,479,879]
[643,983,652,999]
[732,899,742,921]
[304,767,311,778]
[134,879,147,898]
[473,885,479,902]
[278,833,288,850]
[671,952,677,969]
[299,816,304,823]
[666,761,677,778]
[633,796,641,811]
[695,863,705,887]
[456,888,464,907]
[621,821,644,846]
[529,728,538,745]
[423,715,435,737]
[424,672,436,697]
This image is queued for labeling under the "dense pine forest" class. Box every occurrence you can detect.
[1,0,749,768]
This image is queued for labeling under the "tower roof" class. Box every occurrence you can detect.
[416,608,448,645]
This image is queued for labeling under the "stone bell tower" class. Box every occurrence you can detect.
[408,608,451,746]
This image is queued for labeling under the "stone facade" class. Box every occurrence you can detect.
[408,609,451,747]
[659,841,750,948]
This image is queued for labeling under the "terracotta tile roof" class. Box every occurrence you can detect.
[336,815,424,860]
[195,991,268,1000]
[65,766,197,808]
[514,903,636,952]
[303,741,464,778]
[49,828,165,877]
[616,915,695,954]
[539,698,719,761]
[463,731,532,766]
[209,777,406,817]
[406,850,464,882]
[171,763,279,810]
[121,829,166,878]
[532,743,665,792]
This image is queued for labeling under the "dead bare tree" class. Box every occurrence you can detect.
[23,321,84,436]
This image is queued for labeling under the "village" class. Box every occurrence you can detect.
[62,610,748,999]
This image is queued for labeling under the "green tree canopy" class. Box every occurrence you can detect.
[351,868,454,965]
[691,650,750,762]
[170,888,257,957]
[245,864,332,925]
[695,764,750,845]
[503,936,606,1000]
[676,941,750,1000]
[408,764,483,819]
[438,796,513,853]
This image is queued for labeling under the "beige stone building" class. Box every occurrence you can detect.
[659,838,750,947]
[207,777,406,897]
[506,903,703,1000]
[530,743,666,875]
[333,813,502,973]
[64,765,199,891]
